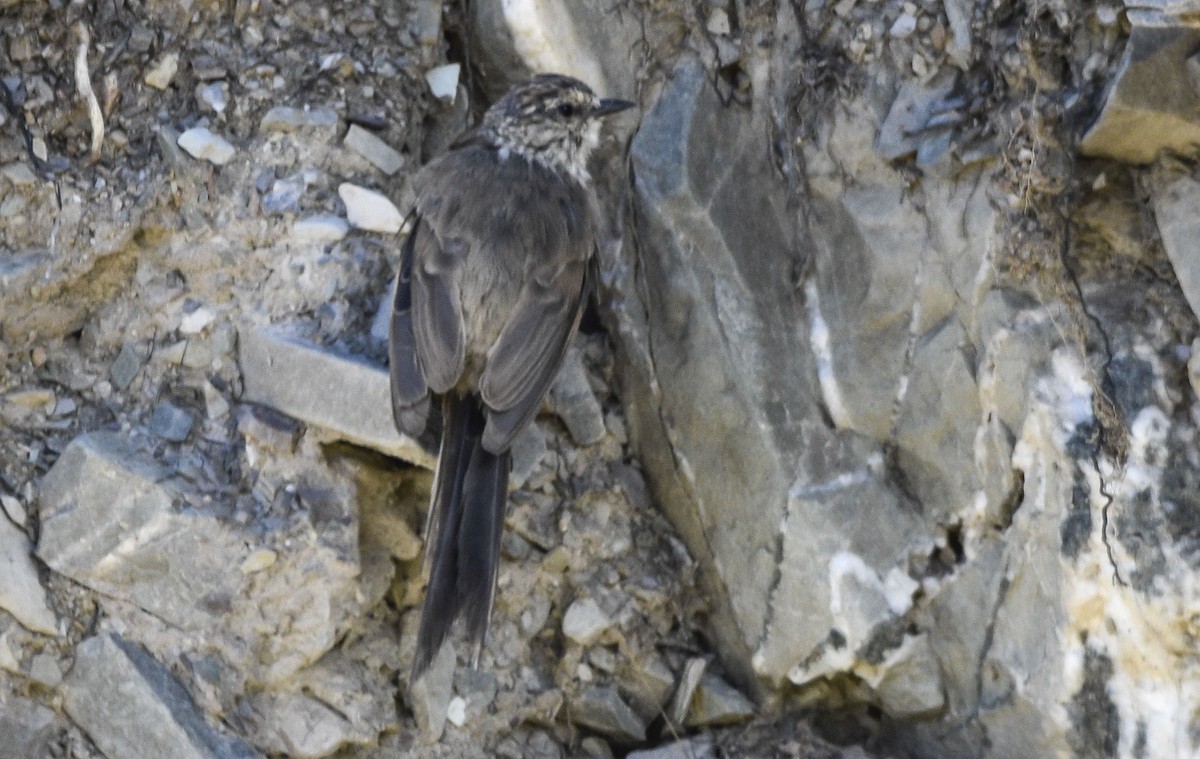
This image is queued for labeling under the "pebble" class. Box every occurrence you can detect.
[446,696,467,727]
[890,13,917,38]
[425,64,460,101]
[262,176,306,214]
[338,183,404,233]
[1,494,26,526]
[177,127,236,166]
[571,686,647,744]
[6,389,53,409]
[144,52,179,89]
[180,305,217,335]
[344,125,405,175]
[562,598,613,646]
[293,215,350,243]
[240,549,278,573]
[0,633,18,673]
[196,82,229,114]
[0,516,58,635]
[684,674,756,727]
[707,8,731,35]
[149,402,194,442]
[28,653,61,687]
[259,105,338,133]
[110,342,143,390]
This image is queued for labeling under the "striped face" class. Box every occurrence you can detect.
[483,74,616,182]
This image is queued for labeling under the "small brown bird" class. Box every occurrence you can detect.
[389,74,633,679]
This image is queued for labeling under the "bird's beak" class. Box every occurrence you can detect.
[594,98,635,117]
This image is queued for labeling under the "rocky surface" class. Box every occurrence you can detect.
[2,0,1199,758]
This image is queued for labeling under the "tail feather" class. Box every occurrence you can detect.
[411,394,509,681]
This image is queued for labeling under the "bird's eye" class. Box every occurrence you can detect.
[557,103,576,118]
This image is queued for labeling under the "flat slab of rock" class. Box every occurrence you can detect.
[238,325,434,467]
[177,127,236,166]
[0,515,57,634]
[63,633,260,759]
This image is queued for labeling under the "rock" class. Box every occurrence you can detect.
[238,325,434,466]
[344,124,405,175]
[27,652,61,687]
[425,64,461,101]
[149,401,194,442]
[63,633,260,759]
[0,493,25,526]
[872,633,945,718]
[180,305,217,334]
[240,549,277,573]
[446,695,467,727]
[562,597,613,645]
[1152,173,1200,320]
[259,105,338,133]
[244,651,397,757]
[684,674,755,727]
[876,70,959,160]
[0,696,60,759]
[627,736,715,759]
[942,0,973,67]
[38,431,362,684]
[144,51,179,89]
[1080,25,1200,163]
[667,657,706,726]
[292,215,349,243]
[0,515,58,634]
[109,343,142,391]
[889,12,917,37]
[410,641,455,742]
[196,81,229,114]
[570,686,647,744]
[579,736,616,759]
[178,127,237,166]
[547,348,607,446]
[338,182,404,233]
[617,653,675,721]
[261,175,306,214]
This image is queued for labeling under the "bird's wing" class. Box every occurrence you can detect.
[409,216,467,394]
[478,250,590,454]
[388,215,431,436]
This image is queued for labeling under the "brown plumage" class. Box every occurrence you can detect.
[389,74,633,680]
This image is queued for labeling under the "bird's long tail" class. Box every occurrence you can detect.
[411,393,510,681]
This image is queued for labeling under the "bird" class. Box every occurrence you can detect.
[388,73,634,680]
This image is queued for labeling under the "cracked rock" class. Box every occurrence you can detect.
[63,633,260,759]
[570,686,647,744]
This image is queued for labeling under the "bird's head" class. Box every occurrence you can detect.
[482,74,634,181]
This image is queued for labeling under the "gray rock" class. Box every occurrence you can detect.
[292,215,349,243]
[410,641,456,742]
[149,401,194,442]
[873,634,945,718]
[0,696,60,759]
[110,340,143,390]
[261,176,306,214]
[38,431,363,684]
[259,105,338,133]
[178,127,236,166]
[27,652,61,687]
[238,325,434,467]
[1080,25,1200,163]
[1152,173,1200,320]
[338,182,404,233]
[0,514,57,634]
[627,736,715,759]
[63,633,260,759]
[570,686,647,744]
[547,348,607,446]
[876,70,959,161]
[344,125,405,175]
[684,674,755,727]
[561,597,613,645]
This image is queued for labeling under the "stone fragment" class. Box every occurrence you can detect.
[196,81,229,114]
[942,0,972,66]
[144,52,179,89]
[1080,26,1200,163]
[410,642,455,742]
[149,401,194,442]
[344,125,405,175]
[446,695,467,727]
[570,686,647,744]
[259,106,338,133]
[627,736,715,759]
[238,326,434,466]
[240,549,277,573]
[548,348,606,446]
[579,736,616,759]
[178,127,236,166]
[1,493,25,526]
[684,674,755,727]
[27,652,61,687]
[873,633,945,717]
[0,631,18,672]
[618,654,675,720]
[292,215,349,243]
[425,64,461,101]
[890,12,917,37]
[63,633,260,759]
[876,71,959,160]
[338,182,404,233]
[668,657,706,726]
[262,175,305,214]
[1152,174,1200,320]
[0,515,58,634]
[0,696,60,759]
[562,597,613,645]
[180,305,217,334]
